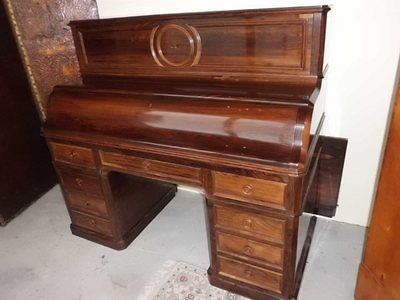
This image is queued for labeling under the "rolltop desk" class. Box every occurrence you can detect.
[43,6,330,300]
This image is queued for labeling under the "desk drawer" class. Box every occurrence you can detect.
[218,256,283,293]
[214,205,285,245]
[50,142,96,168]
[68,193,108,218]
[100,151,202,186]
[211,172,286,209]
[216,232,283,269]
[57,167,103,197]
[70,210,113,237]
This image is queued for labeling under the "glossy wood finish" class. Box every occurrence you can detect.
[218,256,283,293]
[216,231,284,269]
[304,136,347,217]
[57,166,103,197]
[214,205,286,245]
[50,142,96,168]
[211,172,286,210]
[43,6,330,300]
[355,76,400,300]
[0,1,56,225]
[46,87,310,166]
[70,210,113,237]
[100,150,202,186]
[66,191,108,219]
[70,6,328,88]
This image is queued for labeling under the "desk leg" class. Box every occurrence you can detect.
[291,216,317,299]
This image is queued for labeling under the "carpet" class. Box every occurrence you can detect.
[149,261,248,300]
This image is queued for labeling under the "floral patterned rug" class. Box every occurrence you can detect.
[150,261,247,300]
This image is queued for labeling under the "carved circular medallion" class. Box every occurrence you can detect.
[150,23,201,67]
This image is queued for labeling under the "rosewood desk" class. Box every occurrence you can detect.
[44,6,330,300]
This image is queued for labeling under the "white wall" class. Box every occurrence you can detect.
[96,0,400,226]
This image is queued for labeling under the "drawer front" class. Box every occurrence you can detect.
[212,172,286,209]
[218,256,283,293]
[68,193,108,218]
[57,167,103,197]
[216,232,283,269]
[100,151,202,186]
[214,205,285,245]
[70,210,113,237]
[50,142,96,168]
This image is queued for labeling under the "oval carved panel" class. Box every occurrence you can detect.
[150,23,201,67]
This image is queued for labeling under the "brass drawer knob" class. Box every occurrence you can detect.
[244,269,253,277]
[142,161,151,170]
[243,245,253,255]
[68,150,79,159]
[242,184,253,195]
[243,218,254,229]
[75,178,83,186]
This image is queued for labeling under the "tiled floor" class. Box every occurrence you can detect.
[0,186,366,300]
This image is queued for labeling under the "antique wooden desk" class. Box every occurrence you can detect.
[43,6,330,300]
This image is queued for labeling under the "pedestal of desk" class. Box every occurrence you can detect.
[56,163,177,250]
[50,141,313,299]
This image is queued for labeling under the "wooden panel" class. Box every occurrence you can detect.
[3,0,98,120]
[356,264,389,300]
[100,151,202,186]
[70,6,329,85]
[0,2,56,225]
[355,78,400,299]
[216,231,283,269]
[47,87,307,165]
[212,171,286,209]
[50,142,96,168]
[67,193,108,219]
[70,210,113,237]
[57,166,103,197]
[80,20,307,70]
[214,205,285,244]
[218,256,283,293]
[108,172,177,239]
[305,135,347,217]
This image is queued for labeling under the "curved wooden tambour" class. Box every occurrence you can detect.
[46,86,311,165]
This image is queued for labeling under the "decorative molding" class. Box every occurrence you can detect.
[4,0,46,121]
[150,23,202,68]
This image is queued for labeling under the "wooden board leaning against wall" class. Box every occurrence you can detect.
[355,65,400,300]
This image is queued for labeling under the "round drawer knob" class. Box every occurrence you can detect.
[142,161,151,170]
[243,245,253,255]
[244,269,253,277]
[243,218,254,229]
[89,219,96,226]
[85,201,91,207]
[69,151,79,159]
[75,178,83,186]
[242,184,253,195]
